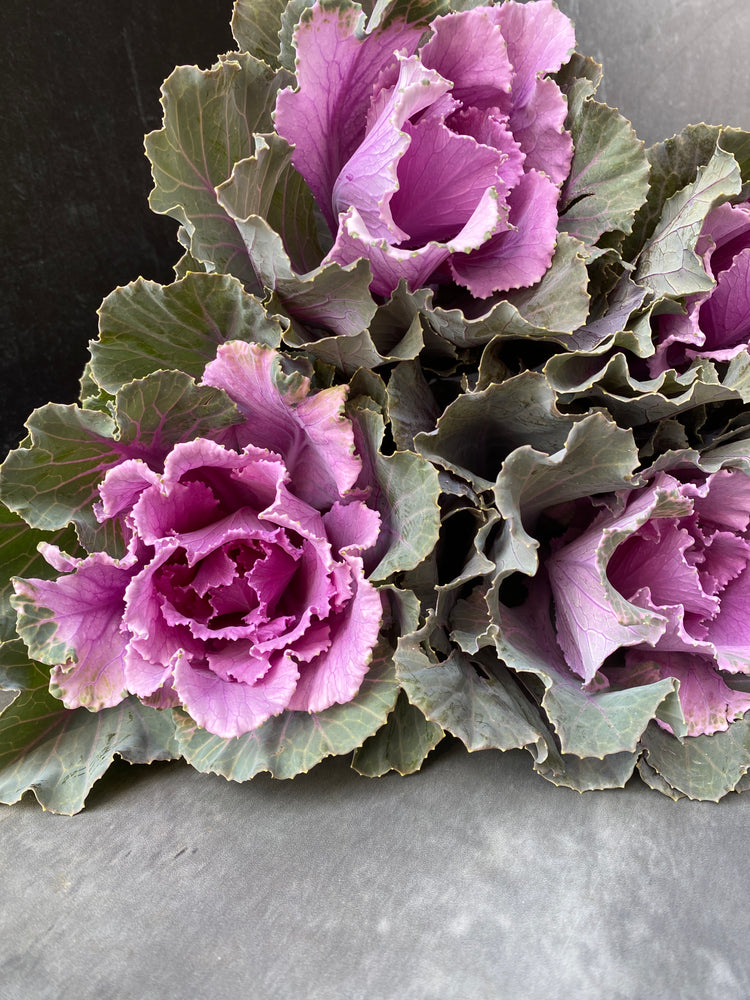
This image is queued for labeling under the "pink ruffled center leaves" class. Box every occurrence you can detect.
[651,200,750,374]
[12,342,384,739]
[274,0,574,298]
[548,468,750,736]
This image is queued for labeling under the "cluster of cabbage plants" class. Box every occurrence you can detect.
[3,0,750,811]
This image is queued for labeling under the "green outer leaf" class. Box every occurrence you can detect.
[493,411,639,541]
[0,372,242,555]
[395,633,552,759]
[554,52,603,102]
[415,372,579,492]
[0,506,82,644]
[559,90,650,245]
[219,208,378,338]
[370,0,451,30]
[351,405,441,581]
[635,144,742,299]
[217,135,325,275]
[424,234,590,348]
[0,404,122,538]
[639,718,750,802]
[145,53,293,289]
[279,0,317,72]
[174,641,399,780]
[625,125,750,260]
[90,274,283,395]
[232,0,286,67]
[113,370,243,453]
[352,689,443,776]
[0,640,179,814]
[534,749,639,793]
[636,754,684,800]
[387,359,441,451]
[491,585,682,759]
[281,280,426,376]
[545,351,739,429]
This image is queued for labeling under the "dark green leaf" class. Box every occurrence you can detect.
[113,370,243,455]
[216,134,325,274]
[425,234,590,348]
[351,405,441,581]
[395,633,551,758]
[415,372,579,491]
[559,92,650,245]
[0,405,122,542]
[232,0,287,67]
[625,125,750,260]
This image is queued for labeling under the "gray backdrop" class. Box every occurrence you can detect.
[2,3,750,999]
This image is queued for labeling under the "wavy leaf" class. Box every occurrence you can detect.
[174,641,399,779]
[0,373,241,555]
[0,506,82,644]
[217,135,326,274]
[145,53,292,289]
[0,640,179,814]
[491,579,683,759]
[424,234,590,348]
[90,274,284,395]
[232,0,287,67]
[625,125,750,260]
[352,689,443,776]
[639,717,750,802]
[559,88,650,245]
[635,143,742,299]
[395,631,553,759]
[545,351,739,429]
[534,748,639,792]
[351,404,441,581]
[415,371,579,492]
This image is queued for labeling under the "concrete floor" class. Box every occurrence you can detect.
[2,744,748,1000]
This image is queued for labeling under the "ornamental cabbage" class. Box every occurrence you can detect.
[651,198,750,375]
[274,0,574,298]
[11,342,383,739]
[546,466,750,737]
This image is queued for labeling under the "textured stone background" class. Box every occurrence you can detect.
[2,3,750,999]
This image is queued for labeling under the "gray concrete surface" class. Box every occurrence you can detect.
[2,744,749,1000]
[557,0,750,145]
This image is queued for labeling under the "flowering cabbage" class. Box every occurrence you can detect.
[650,199,750,375]
[546,466,750,737]
[10,342,383,739]
[274,0,574,297]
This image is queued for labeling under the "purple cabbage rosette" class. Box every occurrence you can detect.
[274,0,573,299]
[0,273,440,811]
[12,343,384,737]
[145,0,651,374]
[400,370,750,800]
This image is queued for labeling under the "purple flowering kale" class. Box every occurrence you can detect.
[651,199,750,375]
[11,342,383,739]
[274,0,574,298]
[547,467,750,737]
